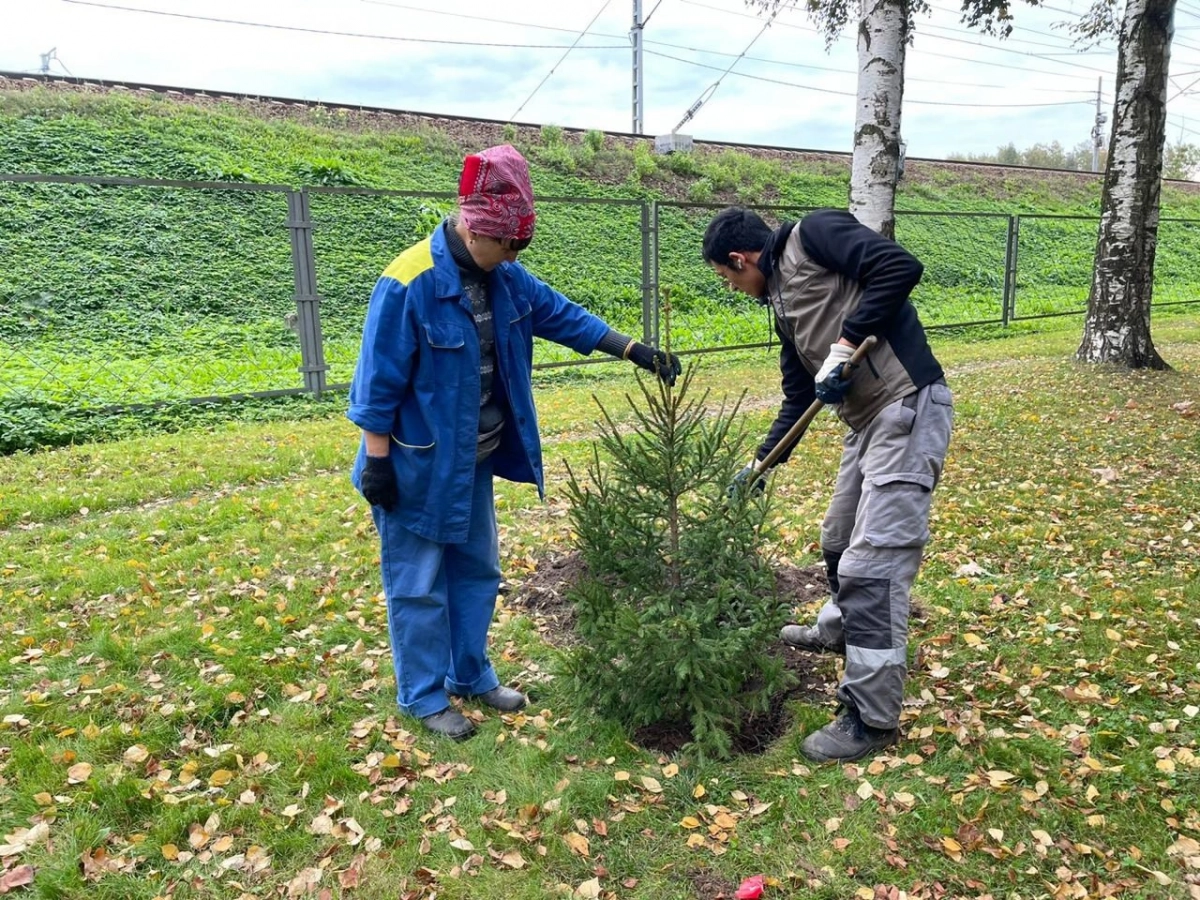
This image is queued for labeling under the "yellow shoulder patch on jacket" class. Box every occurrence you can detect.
[382,237,434,285]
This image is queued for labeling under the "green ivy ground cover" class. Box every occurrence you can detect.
[2,85,1200,451]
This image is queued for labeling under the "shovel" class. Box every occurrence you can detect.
[747,335,878,487]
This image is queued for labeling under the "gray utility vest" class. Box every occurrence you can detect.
[767,227,924,432]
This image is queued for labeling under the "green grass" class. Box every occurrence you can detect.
[5,83,1200,451]
[1,317,1198,898]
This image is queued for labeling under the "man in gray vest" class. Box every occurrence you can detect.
[702,206,953,763]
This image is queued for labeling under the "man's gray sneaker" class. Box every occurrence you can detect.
[780,623,845,654]
[467,685,527,712]
[421,708,476,741]
[800,707,898,763]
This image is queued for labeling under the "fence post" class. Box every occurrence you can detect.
[640,200,653,345]
[650,201,661,347]
[287,189,329,395]
[1002,214,1020,326]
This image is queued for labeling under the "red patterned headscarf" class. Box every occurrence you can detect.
[457,144,537,242]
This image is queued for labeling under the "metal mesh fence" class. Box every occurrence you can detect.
[469,196,648,366]
[1155,218,1200,308]
[0,177,295,414]
[307,188,451,387]
[1011,214,1200,321]
[895,212,1010,328]
[656,201,783,352]
[1012,215,1096,320]
[2,172,1199,428]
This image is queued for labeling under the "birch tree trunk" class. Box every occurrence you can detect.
[850,0,909,237]
[1077,0,1175,369]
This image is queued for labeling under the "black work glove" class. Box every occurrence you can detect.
[815,365,856,405]
[360,455,399,511]
[727,464,766,499]
[814,343,856,405]
[627,342,682,387]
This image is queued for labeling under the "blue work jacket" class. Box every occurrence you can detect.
[348,224,610,544]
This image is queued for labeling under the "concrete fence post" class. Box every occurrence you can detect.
[286,189,329,395]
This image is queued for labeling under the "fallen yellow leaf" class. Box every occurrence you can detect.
[67,762,93,784]
[564,832,590,857]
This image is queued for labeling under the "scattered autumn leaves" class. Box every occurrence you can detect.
[1,338,1199,899]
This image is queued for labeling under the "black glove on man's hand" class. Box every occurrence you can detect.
[815,365,855,405]
[360,455,399,511]
[627,342,682,386]
[814,342,856,405]
[727,464,766,499]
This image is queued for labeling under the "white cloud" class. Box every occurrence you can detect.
[4,0,1199,160]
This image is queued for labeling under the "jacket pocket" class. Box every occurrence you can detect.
[391,395,436,450]
[391,434,434,450]
[863,476,932,548]
[424,322,466,349]
[390,396,438,503]
[419,322,469,389]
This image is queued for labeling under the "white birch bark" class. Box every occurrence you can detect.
[850,0,908,237]
[1078,0,1175,368]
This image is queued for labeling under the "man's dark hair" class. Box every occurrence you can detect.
[701,206,773,266]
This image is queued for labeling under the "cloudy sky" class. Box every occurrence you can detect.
[5,0,1200,161]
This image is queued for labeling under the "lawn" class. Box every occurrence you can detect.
[0,318,1198,899]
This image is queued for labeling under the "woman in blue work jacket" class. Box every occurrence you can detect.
[348,145,680,740]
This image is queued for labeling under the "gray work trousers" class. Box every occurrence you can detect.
[814,380,953,729]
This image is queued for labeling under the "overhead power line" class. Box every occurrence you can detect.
[359,0,628,40]
[678,0,1115,80]
[645,38,1098,92]
[671,4,782,132]
[924,1,1117,50]
[646,49,1096,108]
[358,0,1107,98]
[359,0,1094,90]
[510,0,613,120]
[59,0,627,49]
[898,26,1115,73]
[919,20,1114,55]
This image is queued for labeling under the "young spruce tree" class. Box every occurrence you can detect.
[563,301,793,760]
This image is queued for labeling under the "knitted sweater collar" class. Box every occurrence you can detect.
[443,218,487,278]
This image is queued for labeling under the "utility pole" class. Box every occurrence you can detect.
[1091,77,1108,172]
[631,0,645,134]
[39,47,56,74]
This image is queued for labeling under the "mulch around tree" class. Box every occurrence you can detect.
[506,551,839,758]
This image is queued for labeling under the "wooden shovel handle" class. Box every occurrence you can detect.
[751,335,878,478]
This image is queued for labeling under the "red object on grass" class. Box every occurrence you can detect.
[734,874,765,899]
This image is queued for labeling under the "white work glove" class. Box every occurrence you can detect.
[815,343,855,382]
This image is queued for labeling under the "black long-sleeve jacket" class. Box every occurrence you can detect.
[756,209,944,463]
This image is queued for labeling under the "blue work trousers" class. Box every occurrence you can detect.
[370,458,502,719]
